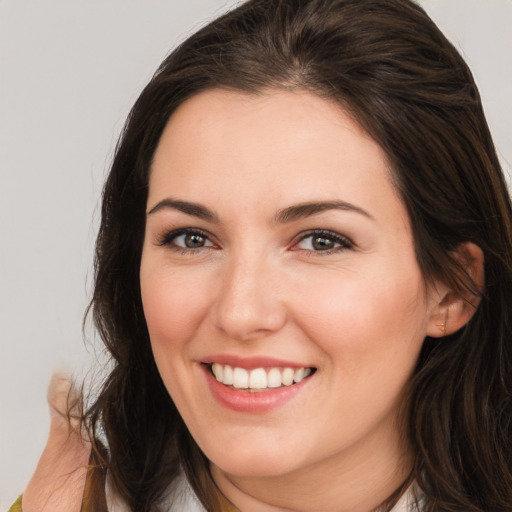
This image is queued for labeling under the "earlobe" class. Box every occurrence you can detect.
[426,242,484,338]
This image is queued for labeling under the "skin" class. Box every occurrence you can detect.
[139,88,454,512]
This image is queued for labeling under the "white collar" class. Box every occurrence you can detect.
[389,482,423,512]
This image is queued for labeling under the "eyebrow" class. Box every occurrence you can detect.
[147,199,219,222]
[274,200,374,223]
[147,198,373,223]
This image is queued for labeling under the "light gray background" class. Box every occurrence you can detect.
[1,0,511,508]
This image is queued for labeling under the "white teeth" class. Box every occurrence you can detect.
[211,363,313,390]
[223,364,234,385]
[293,367,305,382]
[282,367,294,386]
[267,367,282,388]
[248,368,267,389]
[233,367,249,389]
[212,363,223,381]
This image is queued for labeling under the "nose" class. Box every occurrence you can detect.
[213,253,287,342]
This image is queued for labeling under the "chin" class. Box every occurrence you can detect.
[214,460,292,479]
[206,441,306,479]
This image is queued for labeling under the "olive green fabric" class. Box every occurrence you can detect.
[8,495,22,512]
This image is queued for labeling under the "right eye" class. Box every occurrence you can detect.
[158,228,215,251]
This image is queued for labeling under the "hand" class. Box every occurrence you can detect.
[21,374,91,512]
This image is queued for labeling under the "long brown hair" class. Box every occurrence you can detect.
[85,1,512,510]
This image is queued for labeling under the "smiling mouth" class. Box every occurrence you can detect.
[208,363,316,392]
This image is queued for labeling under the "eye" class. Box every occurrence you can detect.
[158,228,215,251]
[293,229,353,253]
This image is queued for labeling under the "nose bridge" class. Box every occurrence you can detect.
[214,247,286,341]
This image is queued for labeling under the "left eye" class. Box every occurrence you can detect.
[295,230,352,252]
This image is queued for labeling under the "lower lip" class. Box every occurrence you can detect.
[202,364,312,413]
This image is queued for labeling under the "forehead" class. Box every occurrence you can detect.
[149,88,404,225]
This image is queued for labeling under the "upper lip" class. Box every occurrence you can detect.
[202,354,314,370]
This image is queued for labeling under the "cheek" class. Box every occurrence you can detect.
[139,263,215,411]
[140,264,211,352]
[291,264,429,368]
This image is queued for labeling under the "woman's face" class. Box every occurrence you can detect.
[140,89,442,481]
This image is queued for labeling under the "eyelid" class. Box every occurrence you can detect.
[155,227,353,255]
[156,227,217,249]
[290,229,354,253]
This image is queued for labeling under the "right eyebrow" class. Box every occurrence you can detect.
[147,199,219,222]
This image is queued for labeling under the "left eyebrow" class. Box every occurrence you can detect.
[274,200,374,223]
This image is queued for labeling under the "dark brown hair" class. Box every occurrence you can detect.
[85,1,512,510]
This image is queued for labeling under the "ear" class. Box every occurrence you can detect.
[426,242,484,338]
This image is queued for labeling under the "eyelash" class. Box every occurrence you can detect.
[157,228,216,254]
[292,229,353,255]
[156,228,353,255]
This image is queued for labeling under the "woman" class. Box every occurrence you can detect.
[13,0,512,511]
